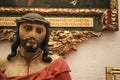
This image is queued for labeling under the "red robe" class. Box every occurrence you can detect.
[0,57,71,80]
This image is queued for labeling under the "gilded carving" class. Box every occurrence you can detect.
[0,29,101,56]
[106,67,120,80]
[0,0,118,56]
[0,0,118,31]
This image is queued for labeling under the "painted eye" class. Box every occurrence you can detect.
[36,28,42,34]
[24,26,32,31]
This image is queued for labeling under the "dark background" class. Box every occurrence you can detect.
[0,0,110,8]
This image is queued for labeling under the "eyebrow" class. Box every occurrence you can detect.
[21,23,45,27]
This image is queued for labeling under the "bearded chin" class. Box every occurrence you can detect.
[20,38,40,53]
[23,45,38,53]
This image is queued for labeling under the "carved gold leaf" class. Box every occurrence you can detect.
[48,30,101,56]
[0,29,101,56]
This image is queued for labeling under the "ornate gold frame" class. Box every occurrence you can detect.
[0,0,118,56]
[0,0,118,31]
[106,67,120,80]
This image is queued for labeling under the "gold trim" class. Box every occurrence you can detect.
[0,0,118,30]
[101,0,118,30]
[106,67,120,80]
[0,17,94,27]
[0,7,106,15]
[49,30,101,56]
[0,29,16,41]
[110,0,118,30]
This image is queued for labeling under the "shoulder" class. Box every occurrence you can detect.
[0,55,8,71]
[43,55,71,79]
[49,54,71,71]
[49,54,66,64]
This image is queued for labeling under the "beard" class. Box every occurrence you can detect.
[20,37,40,53]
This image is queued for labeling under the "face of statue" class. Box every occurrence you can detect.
[19,22,47,53]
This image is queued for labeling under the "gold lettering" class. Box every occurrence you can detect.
[0,17,93,27]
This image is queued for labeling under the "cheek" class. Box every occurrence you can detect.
[39,31,47,43]
[19,28,25,39]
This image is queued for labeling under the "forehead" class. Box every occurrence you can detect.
[20,22,46,28]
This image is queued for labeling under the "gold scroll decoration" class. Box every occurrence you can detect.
[101,0,118,30]
[106,67,120,80]
[0,29,101,56]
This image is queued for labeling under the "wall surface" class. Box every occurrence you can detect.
[0,1,120,80]
[65,1,120,80]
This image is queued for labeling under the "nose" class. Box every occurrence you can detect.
[31,29,36,37]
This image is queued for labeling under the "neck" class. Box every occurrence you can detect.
[19,45,41,61]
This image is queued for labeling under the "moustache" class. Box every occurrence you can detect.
[22,37,38,47]
[25,37,38,43]
[20,37,39,53]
